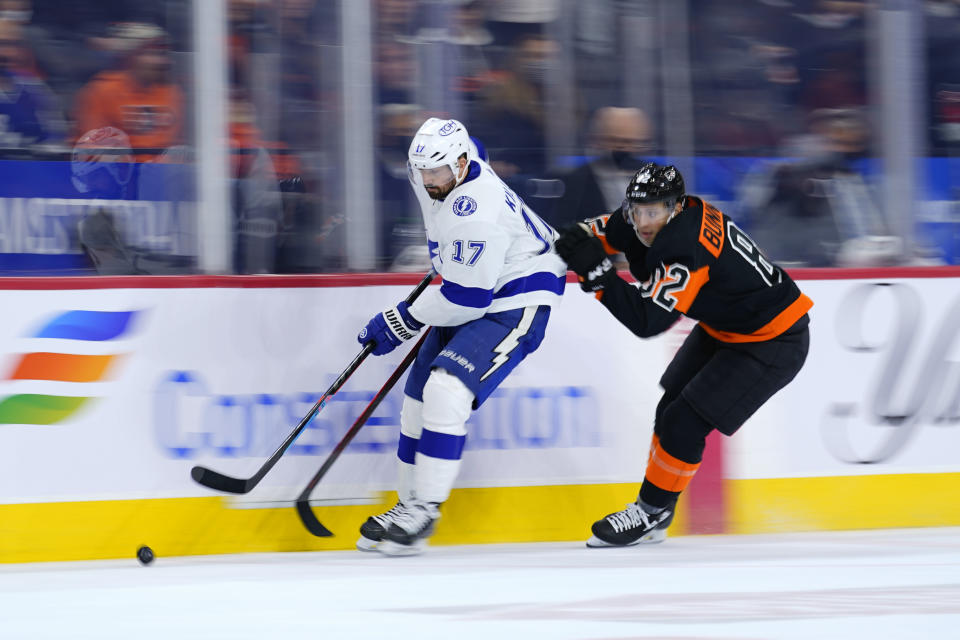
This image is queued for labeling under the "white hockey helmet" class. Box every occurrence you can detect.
[408,117,472,185]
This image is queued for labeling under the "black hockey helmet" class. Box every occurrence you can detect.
[625,162,685,208]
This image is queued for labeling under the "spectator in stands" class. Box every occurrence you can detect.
[474,32,558,179]
[228,0,258,72]
[0,17,66,149]
[689,1,803,155]
[447,0,495,54]
[743,107,903,267]
[227,0,276,104]
[228,84,284,274]
[0,1,39,74]
[277,0,325,82]
[72,22,183,161]
[375,39,417,105]
[1,0,112,108]
[925,0,960,153]
[485,0,559,47]
[376,102,428,271]
[414,0,496,111]
[0,0,30,22]
[375,0,418,43]
[788,0,869,112]
[545,106,654,228]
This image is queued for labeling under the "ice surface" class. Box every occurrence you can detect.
[2,527,958,639]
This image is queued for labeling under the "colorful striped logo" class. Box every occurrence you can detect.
[0,310,139,425]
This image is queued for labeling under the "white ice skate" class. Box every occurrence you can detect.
[377,501,440,557]
[357,502,410,551]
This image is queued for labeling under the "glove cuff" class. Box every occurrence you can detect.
[397,301,424,330]
[385,302,423,341]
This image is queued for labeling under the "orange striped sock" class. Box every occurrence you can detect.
[647,433,660,468]
[644,441,701,493]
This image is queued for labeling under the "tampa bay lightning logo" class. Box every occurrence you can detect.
[452,195,477,216]
[439,120,457,136]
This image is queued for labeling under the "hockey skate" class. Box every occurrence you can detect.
[586,502,673,548]
[357,501,410,551]
[377,501,440,557]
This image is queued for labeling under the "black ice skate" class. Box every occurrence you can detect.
[357,501,409,551]
[586,502,673,548]
[377,501,440,556]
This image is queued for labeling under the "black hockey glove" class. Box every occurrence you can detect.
[555,223,617,292]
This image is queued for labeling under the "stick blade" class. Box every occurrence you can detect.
[296,499,334,537]
[190,465,252,494]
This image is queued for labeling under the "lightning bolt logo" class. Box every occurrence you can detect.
[480,307,537,382]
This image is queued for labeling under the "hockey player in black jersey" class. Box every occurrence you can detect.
[555,162,812,547]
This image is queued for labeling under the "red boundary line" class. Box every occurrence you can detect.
[0,273,436,290]
[0,266,957,290]
[785,266,960,280]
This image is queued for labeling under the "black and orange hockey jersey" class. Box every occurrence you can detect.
[588,196,812,342]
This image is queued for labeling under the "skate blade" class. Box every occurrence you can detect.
[377,539,427,557]
[356,536,380,552]
[585,528,667,548]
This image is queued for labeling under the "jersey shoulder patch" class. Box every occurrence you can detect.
[452,194,478,216]
[448,174,502,220]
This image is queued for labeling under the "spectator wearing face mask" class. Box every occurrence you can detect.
[473,32,559,179]
[545,106,655,229]
[0,17,66,150]
[743,107,903,267]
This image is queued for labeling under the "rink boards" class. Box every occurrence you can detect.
[1,269,959,562]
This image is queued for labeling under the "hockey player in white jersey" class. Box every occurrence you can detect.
[356,117,567,555]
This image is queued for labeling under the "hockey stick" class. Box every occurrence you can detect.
[295,327,430,537]
[190,268,436,494]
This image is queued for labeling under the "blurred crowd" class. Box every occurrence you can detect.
[2,0,960,274]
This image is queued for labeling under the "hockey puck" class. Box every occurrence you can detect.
[136,545,155,565]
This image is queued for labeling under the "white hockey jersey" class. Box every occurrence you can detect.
[407,159,566,327]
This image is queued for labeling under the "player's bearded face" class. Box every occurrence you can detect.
[626,201,672,246]
[420,165,457,200]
